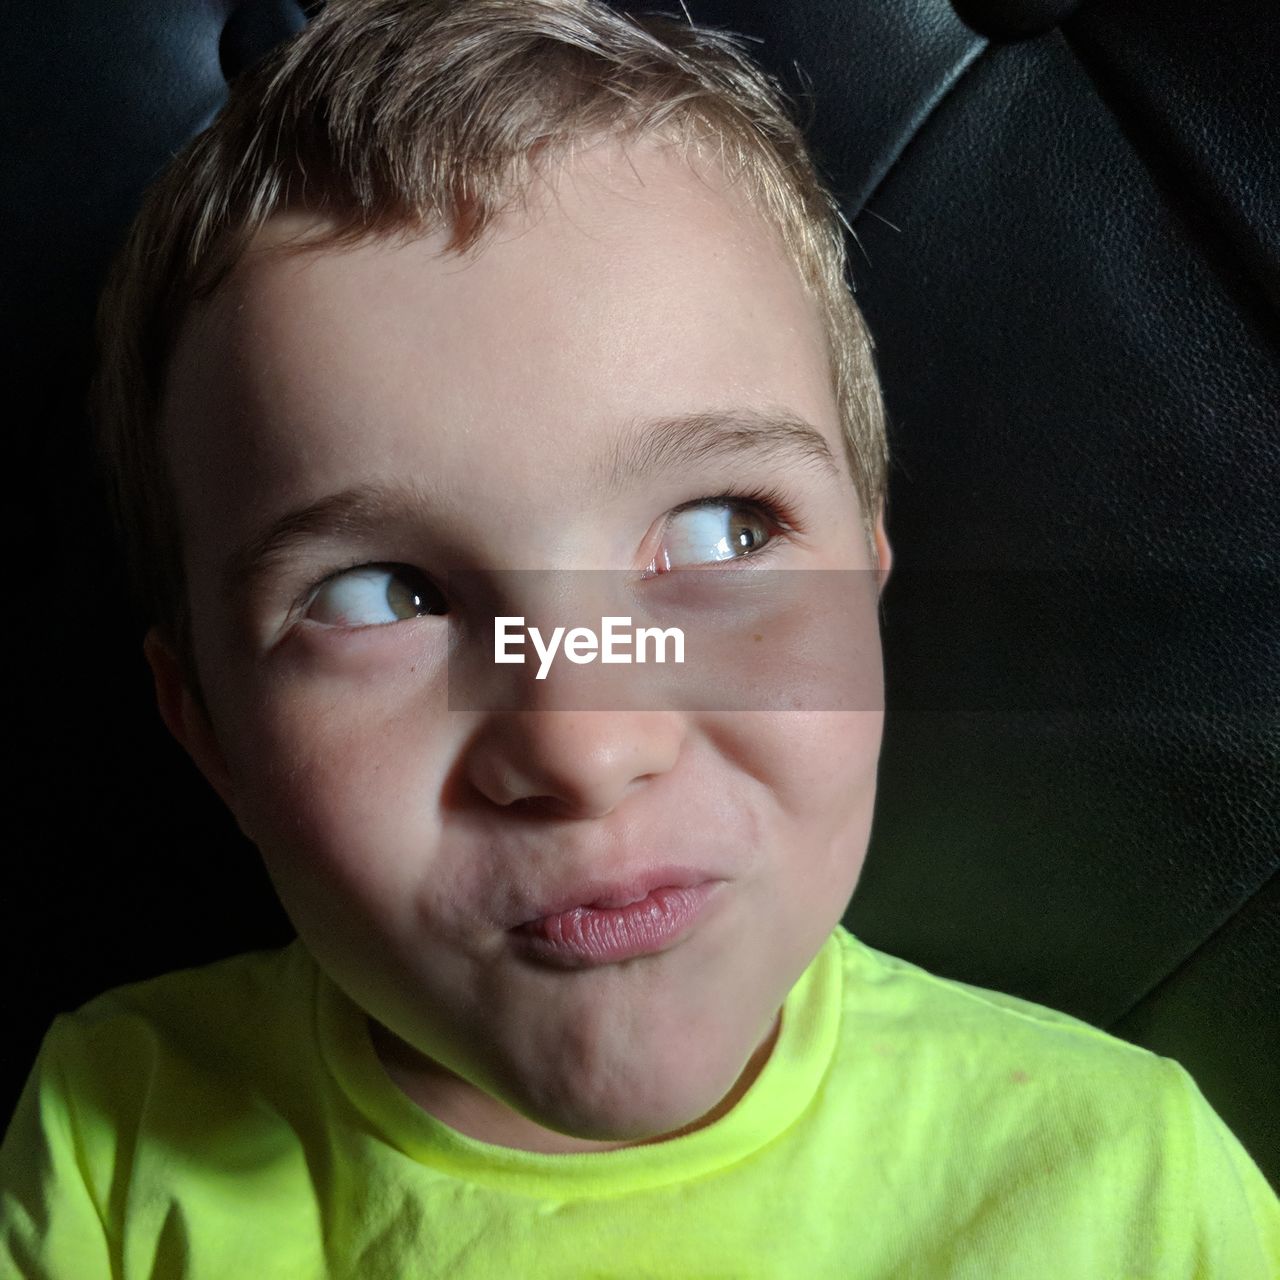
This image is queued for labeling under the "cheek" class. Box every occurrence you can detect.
[717,708,882,912]
[721,709,883,825]
[767,711,884,904]
[220,682,438,891]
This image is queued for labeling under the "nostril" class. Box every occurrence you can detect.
[218,0,311,84]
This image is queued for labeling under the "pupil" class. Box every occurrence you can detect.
[387,573,442,619]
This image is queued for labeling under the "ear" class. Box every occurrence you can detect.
[143,628,236,810]
[873,504,893,596]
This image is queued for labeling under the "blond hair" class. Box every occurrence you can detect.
[89,0,888,687]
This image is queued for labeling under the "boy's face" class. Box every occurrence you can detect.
[155,137,891,1152]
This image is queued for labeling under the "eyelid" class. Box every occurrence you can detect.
[663,483,804,546]
[667,483,800,529]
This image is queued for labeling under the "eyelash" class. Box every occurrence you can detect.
[668,483,800,533]
[294,483,804,618]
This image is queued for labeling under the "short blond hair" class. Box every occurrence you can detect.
[89,0,888,685]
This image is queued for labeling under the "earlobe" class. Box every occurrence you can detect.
[873,507,893,596]
[143,628,236,810]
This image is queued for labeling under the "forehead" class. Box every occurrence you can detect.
[160,138,840,574]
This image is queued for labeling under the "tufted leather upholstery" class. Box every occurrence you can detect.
[4,0,1277,1187]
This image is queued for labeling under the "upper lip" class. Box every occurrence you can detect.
[509,863,720,929]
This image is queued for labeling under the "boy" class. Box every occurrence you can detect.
[2,0,1276,1275]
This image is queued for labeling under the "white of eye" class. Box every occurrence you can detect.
[306,565,441,627]
[656,500,775,570]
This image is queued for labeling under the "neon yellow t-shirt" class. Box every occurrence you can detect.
[1,925,1276,1278]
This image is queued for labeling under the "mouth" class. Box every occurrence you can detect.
[507,866,725,969]
[509,864,721,928]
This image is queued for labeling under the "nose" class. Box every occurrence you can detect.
[465,709,685,818]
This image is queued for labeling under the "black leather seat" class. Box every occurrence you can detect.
[4,0,1276,1187]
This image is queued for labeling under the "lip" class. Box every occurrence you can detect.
[509,864,721,928]
[509,880,724,968]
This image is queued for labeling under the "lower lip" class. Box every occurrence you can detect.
[510,882,721,968]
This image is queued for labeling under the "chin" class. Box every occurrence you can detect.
[512,1050,750,1148]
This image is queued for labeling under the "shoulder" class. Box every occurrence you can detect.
[2,944,326,1273]
[826,923,1205,1164]
[57,939,313,1026]
[828,925,1280,1273]
[52,939,312,1041]
[11,942,320,1177]
[32,941,319,1122]
[831,922,1163,1069]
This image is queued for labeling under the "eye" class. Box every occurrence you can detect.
[647,493,787,574]
[305,564,446,627]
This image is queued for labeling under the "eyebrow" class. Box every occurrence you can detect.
[601,406,840,494]
[226,407,840,593]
